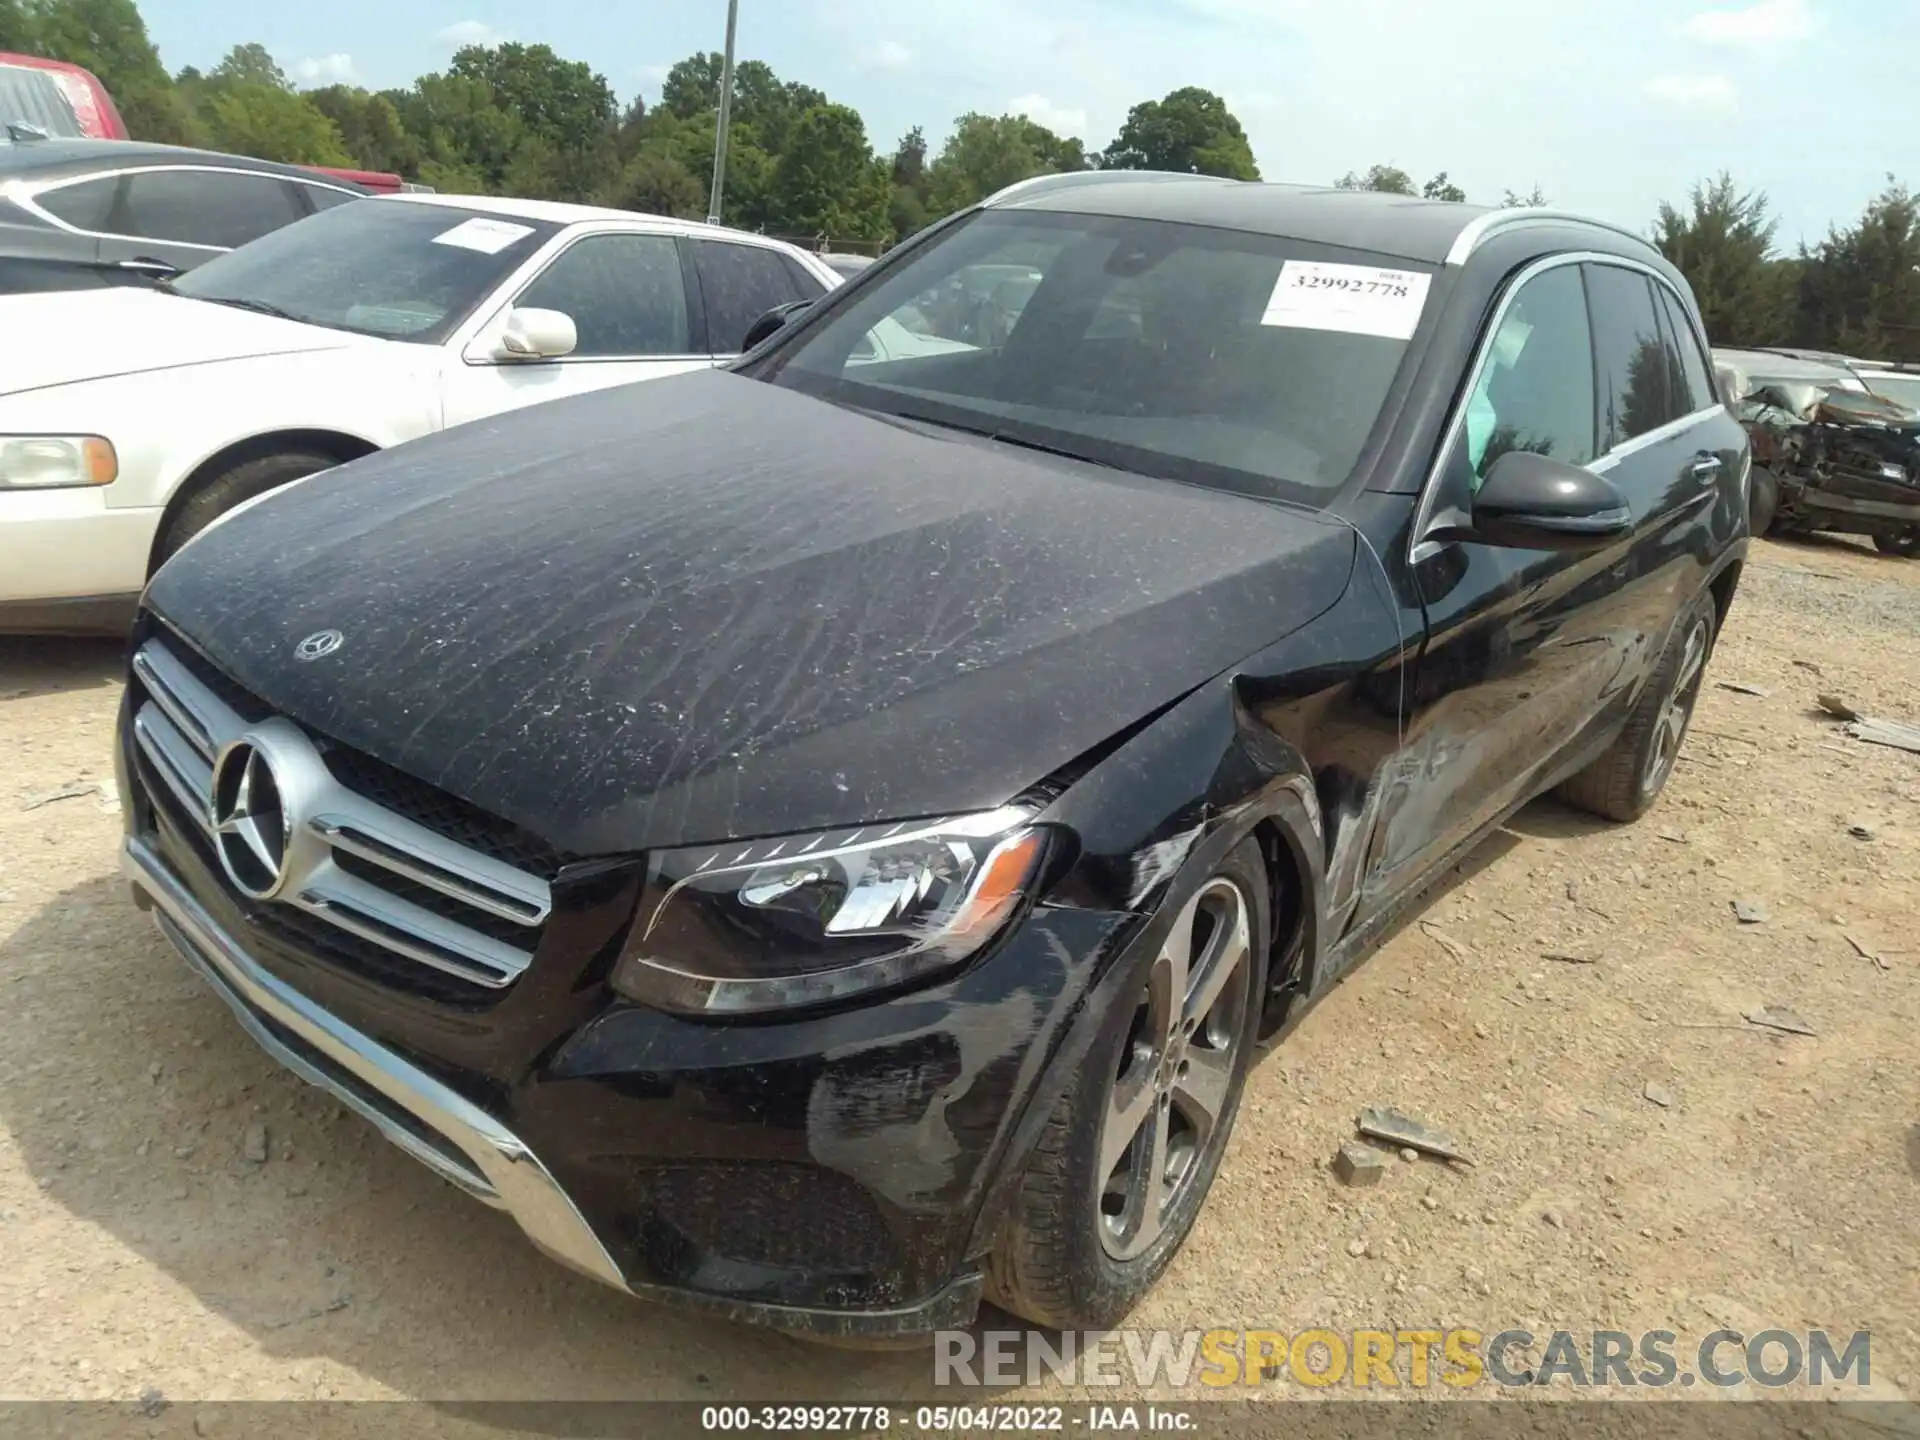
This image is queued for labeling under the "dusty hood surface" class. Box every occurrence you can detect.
[146,369,1356,855]
[0,286,359,397]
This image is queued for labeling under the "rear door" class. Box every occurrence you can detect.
[441,229,711,428]
[691,238,829,358]
[1584,263,1735,692]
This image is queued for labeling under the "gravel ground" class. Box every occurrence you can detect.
[0,535,1916,1412]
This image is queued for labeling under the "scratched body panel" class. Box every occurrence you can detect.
[146,368,1357,856]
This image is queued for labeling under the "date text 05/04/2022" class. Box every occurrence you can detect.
[697,1404,1196,1433]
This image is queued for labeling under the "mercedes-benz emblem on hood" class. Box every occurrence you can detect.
[212,742,289,898]
[294,629,343,662]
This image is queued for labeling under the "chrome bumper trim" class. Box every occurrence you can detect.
[122,834,626,1292]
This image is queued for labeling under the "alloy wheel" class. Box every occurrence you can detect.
[1645,616,1710,794]
[1096,876,1253,1261]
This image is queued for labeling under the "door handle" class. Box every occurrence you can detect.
[1687,453,1723,485]
[116,257,180,277]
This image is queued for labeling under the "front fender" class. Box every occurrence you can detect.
[962,674,1331,1264]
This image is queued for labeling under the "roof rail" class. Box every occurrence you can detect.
[1444,206,1654,267]
[981,168,1229,208]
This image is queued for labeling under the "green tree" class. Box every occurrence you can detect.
[614,95,648,162]
[601,147,705,218]
[448,43,612,155]
[444,42,616,201]
[660,54,823,153]
[1337,163,1415,195]
[1652,173,1794,348]
[1423,171,1467,203]
[892,125,927,189]
[1501,185,1548,207]
[305,85,419,175]
[766,102,889,242]
[1,0,35,50]
[1795,179,1920,360]
[925,111,1086,214]
[209,41,286,90]
[202,82,349,165]
[24,0,165,95]
[1101,87,1258,179]
[23,0,194,141]
[392,71,526,192]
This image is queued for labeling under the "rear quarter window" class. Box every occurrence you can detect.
[34,174,119,230]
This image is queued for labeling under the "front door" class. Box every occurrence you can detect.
[1364,258,1631,904]
[441,231,712,430]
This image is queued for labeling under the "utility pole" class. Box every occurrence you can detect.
[706,0,740,226]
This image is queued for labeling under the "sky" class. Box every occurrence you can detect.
[136,0,1909,249]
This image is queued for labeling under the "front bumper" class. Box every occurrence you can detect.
[0,486,158,609]
[124,832,627,1287]
[122,823,1133,1338]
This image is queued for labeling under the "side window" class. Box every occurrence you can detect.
[34,175,120,231]
[119,170,305,249]
[777,252,830,298]
[1587,264,1679,450]
[299,185,358,213]
[1462,263,1596,488]
[695,240,807,353]
[1655,285,1717,414]
[517,233,691,357]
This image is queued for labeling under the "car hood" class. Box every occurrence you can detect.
[0,286,360,397]
[146,369,1358,856]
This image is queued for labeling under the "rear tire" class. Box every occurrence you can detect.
[985,840,1270,1330]
[1557,591,1717,823]
[154,449,341,568]
[1873,528,1920,558]
[1748,466,1779,537]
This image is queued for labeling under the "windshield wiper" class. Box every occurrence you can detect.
[196,295,304,323]
[881,408,1117,469]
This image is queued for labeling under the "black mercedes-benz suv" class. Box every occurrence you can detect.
[116,172,1750,1340]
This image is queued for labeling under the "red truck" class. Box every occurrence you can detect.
[0,51,417,193]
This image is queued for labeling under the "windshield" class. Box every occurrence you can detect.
[762,210,1430,503]
[1865,374,1920,411]
[170,200,560,344]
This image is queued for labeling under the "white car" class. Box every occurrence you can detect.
[0,193,839,632]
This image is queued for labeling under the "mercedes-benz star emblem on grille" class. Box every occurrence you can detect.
[294,629,344,662]
[212,742,290,898]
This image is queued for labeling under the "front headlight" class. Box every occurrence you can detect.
[0,435,117,489]
[612,806,1049,1015]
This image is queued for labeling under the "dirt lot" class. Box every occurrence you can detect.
[1,535,1917,1409]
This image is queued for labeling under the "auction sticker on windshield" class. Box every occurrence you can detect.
[431,217,537,255]
[1261,261,1432,340]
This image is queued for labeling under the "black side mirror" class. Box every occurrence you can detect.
[741,299,813,352]
[1470,449,1632,553]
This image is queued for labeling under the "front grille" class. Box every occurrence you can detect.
[155,632,572,878]
[319,745,574,878]
[129,634,554,991]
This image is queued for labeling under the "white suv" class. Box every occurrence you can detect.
[0,193,839,632]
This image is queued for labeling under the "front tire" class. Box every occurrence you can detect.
[154,449,341,568]
[1873,528,1920,558]
[985,840,1269,1330]
[1558,591,1716,823]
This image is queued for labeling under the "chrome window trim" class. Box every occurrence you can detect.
[19,162,361,252]
[1408,251,1727,565]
